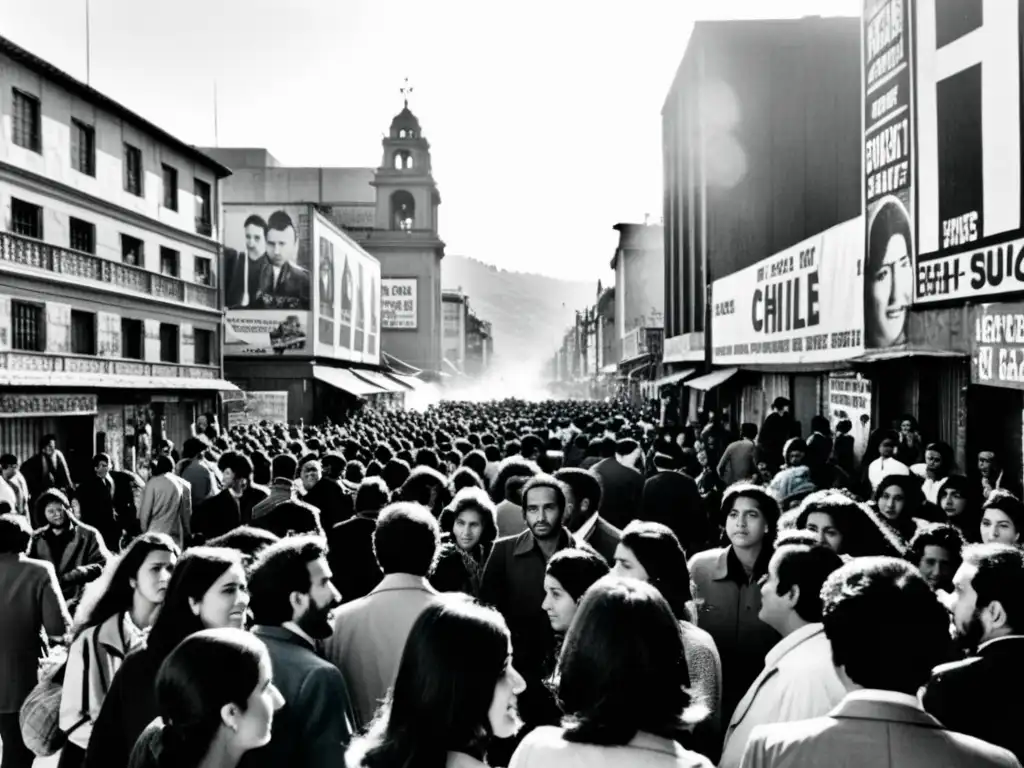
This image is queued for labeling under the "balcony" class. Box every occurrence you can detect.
[0,231,218,311]
[0,350,231,390]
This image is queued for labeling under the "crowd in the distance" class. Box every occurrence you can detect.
[0,397,1022,768]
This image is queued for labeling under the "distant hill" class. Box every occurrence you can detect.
[442,255,597,375]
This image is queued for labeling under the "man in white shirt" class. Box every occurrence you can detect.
[867,433,909,492]
[720,543,846,768]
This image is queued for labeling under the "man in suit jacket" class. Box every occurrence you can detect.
[327,477,387,604]
[640,451,705,557]
[718,423,759,486]
[922,543,1024,763]
[193,452,269,544]
[180,437,222,507]
[304,453,352,531]
[74,452,135,551]
[139,455,192,547]
[20,434,73,524]
[739,557,1019,768]
[325,503,441,729]
[591,438,643,530]
[0,513,71,768]
[244,536,353,768]
[29,489,109,610]
[250,210,310,309]
[553,467,621,565]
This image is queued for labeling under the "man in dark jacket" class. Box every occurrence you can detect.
[250,454,322,538]
[193,452,270,544]
[923,543,1024,763]
[640,451,705,558]
[758,397,794,471]
[244,536,354,768]
[304,453,352,530]
[20,434,73,523]
[327,477,387,603]
[553,467,621,565]
[591,438,644,530]
[0,513,71,768]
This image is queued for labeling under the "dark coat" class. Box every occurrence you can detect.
[326,514,382,604]
[21,450,73,521]
[75,473,136,550]
[84,643,161,768]
[640,470,706,558]
[242,626,356,768]
[577,515,621,565]
[304,478,354,530]
[592,457,644,530]
[29,520,109,606]
[191,485,270,543]
[0,553,70,713]
[923,635,1024,763]
[252,259,310,309]
[430,538,491,597]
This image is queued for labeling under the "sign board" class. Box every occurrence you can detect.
[863,0,915,349]
[711,218,865,365]
[226,391,289,427]
[382,279,417,329]
[0,393,97,418]
[911,0,1024,304]
[827,374,873,465]
[970,302,1024,390]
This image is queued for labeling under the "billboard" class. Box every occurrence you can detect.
[827,374,872,464]
[863,0,915,348]
[382,279,417,329]
[971,302,1024,390]
[911,0,1024,304]
[711,217,865,365]
[223,205,310,355]
[312,213,381,365]
[226,391,289,427]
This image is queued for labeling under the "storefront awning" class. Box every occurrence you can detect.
[849,347,968,363]
[312,365,386,397]
[389,373,425,390]
[352,369,410,393]
[382,351,423,376]
[0,370,240,391]
[685,367,739,391]
[654,368,696,388]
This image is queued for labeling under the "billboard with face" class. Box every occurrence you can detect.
[223,205,311,356]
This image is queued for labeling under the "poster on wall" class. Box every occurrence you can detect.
[382,278,417,329]
[369,277,379,355]
[711,217,865,365]
[863,0,914,349]
[223,206,310,355]
[912,0,1024,303]
[318,238,335,319]
[355,262,366,352]
[970,301,1024,390]
[339,253,353,350]
[226,391,289,427]
[827,374,873,465]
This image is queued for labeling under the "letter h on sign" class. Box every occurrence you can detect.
[916,0,1022,257]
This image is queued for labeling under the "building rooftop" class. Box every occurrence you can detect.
[0,34,232,177]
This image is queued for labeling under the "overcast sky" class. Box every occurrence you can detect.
[2,0,860,281]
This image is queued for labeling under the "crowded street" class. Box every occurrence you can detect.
[3,0,1024,767]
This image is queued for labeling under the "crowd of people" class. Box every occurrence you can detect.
[1,396,1023,768]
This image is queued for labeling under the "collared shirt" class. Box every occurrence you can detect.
[976,634,1024,654]
[720,623,846,768]
[281,621,316,649]
[845,688,921,709]
[575,510,600,541]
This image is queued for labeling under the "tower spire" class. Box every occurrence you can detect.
[400,77,414,109]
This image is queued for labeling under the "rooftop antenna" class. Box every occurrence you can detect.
[213,80,219,147]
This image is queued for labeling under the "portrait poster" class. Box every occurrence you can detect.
[863,0,914,349]
[339,253,353,351]
[355,261,366,353]
[223,205,310,355]
[827,374,873,465]
[369,276,379,356]
[318,237,335,319]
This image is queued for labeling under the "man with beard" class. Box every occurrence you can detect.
[923,544,1024,763]
[245,536,354,768]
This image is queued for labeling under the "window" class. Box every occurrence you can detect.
[124,143,143,196]
[70,310,96,355]
[194,255,213,286]
[71,119,95,176]
[194,178,212,235]
[162,164,178,210]
[159,323,179,363]
[12,89,41,152]
[69,218,95,254]
[121,317,143,359]
[159,247,179,278]
[121,234,144,266]
[194,328,214,365]
[10,198,42,239]
[11,301,44,351]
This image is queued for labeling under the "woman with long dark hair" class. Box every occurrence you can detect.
[510,577,712,767]
[864,196,913,349]
[873,473,930,545]
[795,490,905,558]
[128,628,284,768]
[431,488,498,597]
[83,547,249,768]
[346,595,526,768]
[58,534,180,768]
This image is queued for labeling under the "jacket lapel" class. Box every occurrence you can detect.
[830,698,944,728]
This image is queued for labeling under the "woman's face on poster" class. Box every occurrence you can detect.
[870,231,912,346]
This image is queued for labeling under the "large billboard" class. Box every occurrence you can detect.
[910,0,1024,304]
[312,213,381,365]
[223,205,310,355]
[863,0,915,348]
[711,217,865,365]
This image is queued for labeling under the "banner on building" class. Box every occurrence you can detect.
[827,373,873,464]
[971,302,1024,390]
[911,0,1024,304]
[382,279,417,329]
[226,391,289,427]
[711,217,865,365]
[863,0,915,349]
[223,205,310,355]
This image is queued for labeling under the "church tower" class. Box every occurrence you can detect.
[354,80,445,377]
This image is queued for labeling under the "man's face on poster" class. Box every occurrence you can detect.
[244,224,266,261]
[267,225,297,267]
